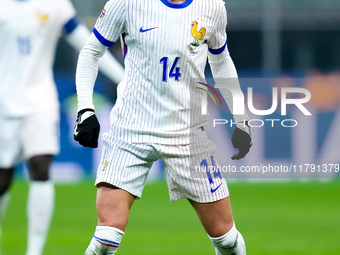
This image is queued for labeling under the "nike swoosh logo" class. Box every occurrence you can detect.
[211,183,222,194]
[140,26,158,33]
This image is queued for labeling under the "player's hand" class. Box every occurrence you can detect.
[74,109,100,148]
[231,123,252,160]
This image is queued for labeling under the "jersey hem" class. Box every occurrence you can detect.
[109,124,209,145]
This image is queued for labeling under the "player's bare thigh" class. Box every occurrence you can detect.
[96,183,135,231]
[189,196,234,237]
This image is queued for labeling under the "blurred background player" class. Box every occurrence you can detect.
[74,0,251,254]
[0,0,124,254]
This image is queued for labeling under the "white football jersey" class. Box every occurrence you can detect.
[0,0,76,117]
[94,0,228,144]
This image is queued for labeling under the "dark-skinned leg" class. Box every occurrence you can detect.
[0,167,15,255]
[0,168,15,196]
[0,167,15,221]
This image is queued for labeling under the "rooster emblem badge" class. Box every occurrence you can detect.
[190,20,206,52]
[37,12,49,24]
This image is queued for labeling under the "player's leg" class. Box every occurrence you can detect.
[0,116,22,228]
[0,169,14,255]
[26,155,55,255]
[22,106,59,255]
[0,116,22,255]
[84,134,160,254]
[85,184,135,255]
[189,197,246,255]
[0,170,12,255]
[0,168,15,222]
[96,184,135,230]
[161,130,246,254]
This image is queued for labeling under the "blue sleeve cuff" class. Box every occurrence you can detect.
[63,17,79,34]
[93,28,115,47]
[208,39,228,55]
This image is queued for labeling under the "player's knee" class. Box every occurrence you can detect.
[85,226,124,255]
[27,155,53,181]
[209,224,246,255]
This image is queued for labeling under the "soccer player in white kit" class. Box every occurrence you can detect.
[74,0,252,254]
[0,0,124,254]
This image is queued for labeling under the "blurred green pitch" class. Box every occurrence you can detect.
[1,179,340,255]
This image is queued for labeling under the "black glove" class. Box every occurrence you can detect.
[231,124,252,160]
[74,109,100,148]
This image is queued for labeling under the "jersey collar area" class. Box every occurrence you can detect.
[160,0,193,9]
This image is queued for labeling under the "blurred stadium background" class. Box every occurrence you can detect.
[2,0,340,254]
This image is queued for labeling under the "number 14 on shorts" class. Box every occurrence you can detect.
[201,156,223,193]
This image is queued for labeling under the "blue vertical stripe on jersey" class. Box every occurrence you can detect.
[93,28,115,47]
[63,17,79,34]
[160,0,193,9]
[208,39,228,55]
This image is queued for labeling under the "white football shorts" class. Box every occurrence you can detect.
[0,107,60,168]
[96,129,229,203]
